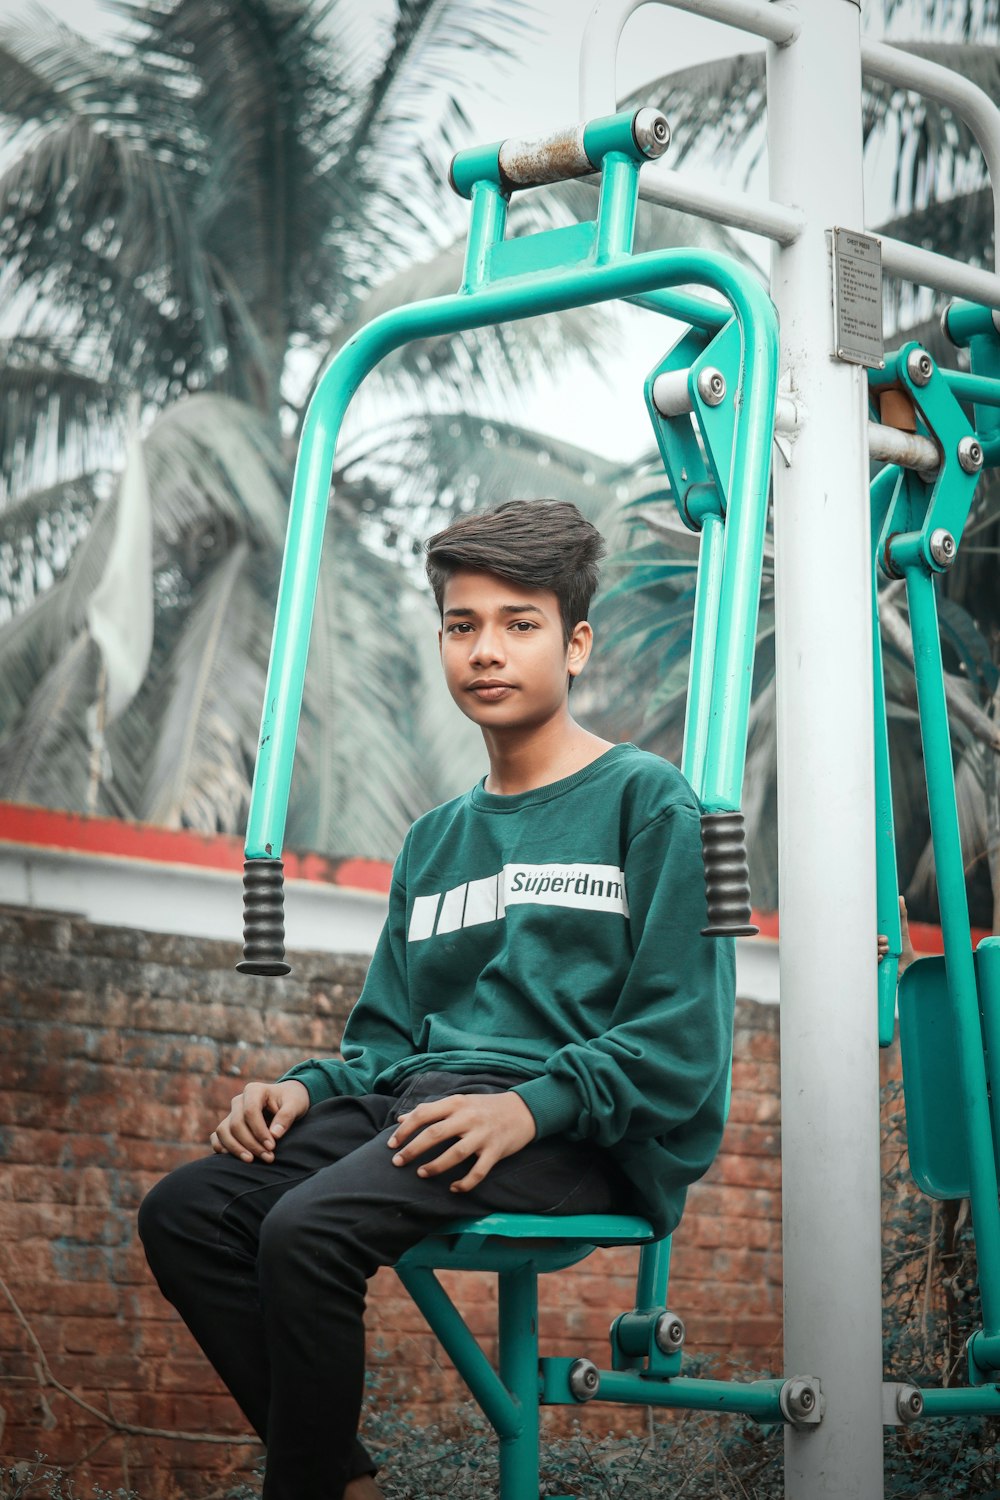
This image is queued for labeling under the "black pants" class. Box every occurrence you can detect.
[138,1070,625,1500]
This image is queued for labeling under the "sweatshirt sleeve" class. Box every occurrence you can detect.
[511,804,735,1148]
[278,854,415,1104]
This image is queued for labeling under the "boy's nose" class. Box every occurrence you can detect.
[470,628,505,665]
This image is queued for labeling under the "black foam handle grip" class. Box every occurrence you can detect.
[236,858,292,976]
[700,811,759,938]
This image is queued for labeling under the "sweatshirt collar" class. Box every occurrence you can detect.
[469,742,639,813]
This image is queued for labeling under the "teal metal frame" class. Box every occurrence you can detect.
[870,464,904,1047]
[868,329,1000,1392]
[239,110,778,945]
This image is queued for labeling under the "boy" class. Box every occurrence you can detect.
[138,499,734,1500]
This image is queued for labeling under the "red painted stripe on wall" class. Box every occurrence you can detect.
[0,801,393,894]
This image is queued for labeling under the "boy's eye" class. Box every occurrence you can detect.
[510,621,537,632]
[447,622,473,634]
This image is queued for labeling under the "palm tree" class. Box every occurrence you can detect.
[591,2,1000,929]
[0,0,645,857]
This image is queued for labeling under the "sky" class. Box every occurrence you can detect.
[0,0,908,461]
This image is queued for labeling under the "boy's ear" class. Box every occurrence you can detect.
[567,620,594,678]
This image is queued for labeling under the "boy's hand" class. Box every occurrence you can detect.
[387,1092,537,1193]
[877,896,917,978]
[211,1079,311,1164]
[898,894,916,973]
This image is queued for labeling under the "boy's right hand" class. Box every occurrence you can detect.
[210,1079,311,1164]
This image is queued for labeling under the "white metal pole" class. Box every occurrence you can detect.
[767,3,885,1497]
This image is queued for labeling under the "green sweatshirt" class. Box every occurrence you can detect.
[282,742,735,1237]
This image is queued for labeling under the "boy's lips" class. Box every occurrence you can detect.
[467,680,515,701]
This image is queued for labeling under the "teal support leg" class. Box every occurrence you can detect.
[871,466,903,1046]
[395,1265,521,1438]
[873,586,902,1048]
[594,154,639,263]
[610,1237,683,1376]
[635,1237,672,1310]
[682,510,725,800]
[463,181,508,292]
[698,339,775,814]
[497,1266,541,1500]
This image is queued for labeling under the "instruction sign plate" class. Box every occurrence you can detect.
[831,227,884,369]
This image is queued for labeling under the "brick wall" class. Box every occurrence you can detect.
[1,905,783,1497]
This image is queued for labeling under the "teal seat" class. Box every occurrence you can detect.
[395,1212,660,1500]
[898,954,970,1200]
[898,941,1000,1202]
[400,1210,657,1268]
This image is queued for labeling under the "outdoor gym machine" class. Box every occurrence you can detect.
[579,3,1000,1498]
[877,320,1000,1395]
[237,1,1000,1497]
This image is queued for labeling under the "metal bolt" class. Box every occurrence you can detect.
[781,1378,818,1423]
[632,108,671,158]
[896,1385,924,1424]
[697,366,726,407]
[928,528,956,567]
[958,436,984,474]
[568,1358,600,1403]
[654,1313,685,1353]
[906,349,934,386]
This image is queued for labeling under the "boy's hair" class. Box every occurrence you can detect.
[424,500,606,643]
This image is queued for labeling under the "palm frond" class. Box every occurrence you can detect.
[0,8,183,144]
[0,112,237,400]
[629,39,998,224]
[113,0,368,351]
[879,0,999,41]
[0,10,253,403]
[0,627,97,804]
[142,393,289,549]
[622,54,767,176]
[881,183,989,268]
[290,514,440,857]
[0,578,67,727]
[0,472,98,619]
[879,186,992,331]
[0,392,285,701]
[0,338,118,497]
[133,541,267,829]
[906,740,992,915]
[863,43,1000,211]
[316,231,614,421]
[336,412,629,571]
[342,0,526,191]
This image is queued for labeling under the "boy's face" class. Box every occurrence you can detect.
[438,568,593,731]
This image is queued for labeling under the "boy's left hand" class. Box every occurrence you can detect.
[387,1091,537,1193]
